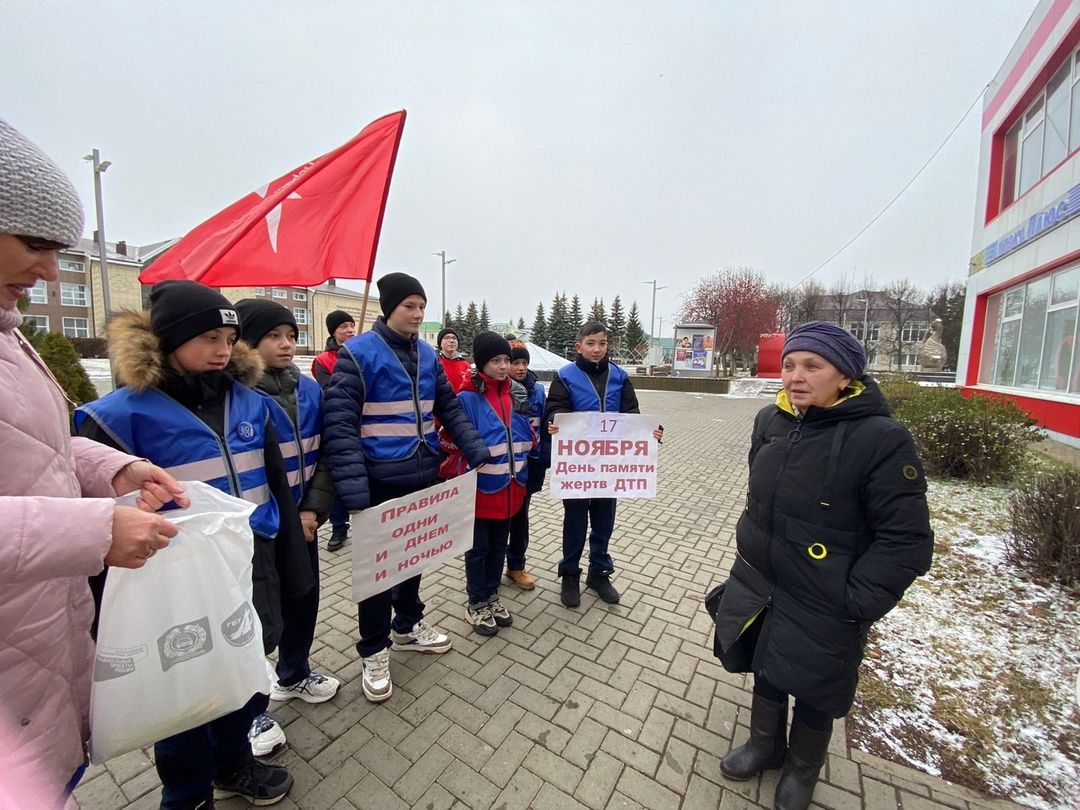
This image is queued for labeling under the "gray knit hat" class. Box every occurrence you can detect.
[0,119,85,246]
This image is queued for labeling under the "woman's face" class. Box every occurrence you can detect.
[781,351,852,410]
[0,234,60,310]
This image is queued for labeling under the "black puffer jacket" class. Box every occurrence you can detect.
[254,364,335,522]
[323,318,488,510]
[714,378,933,717]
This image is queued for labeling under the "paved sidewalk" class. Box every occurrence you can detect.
[73,390,1023,810]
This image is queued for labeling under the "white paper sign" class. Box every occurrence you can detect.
[550,412,660,499]
[351,471,478,602]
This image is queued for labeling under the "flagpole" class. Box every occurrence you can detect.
[358,279,371,333]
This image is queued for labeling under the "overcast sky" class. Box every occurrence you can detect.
[4,0,1038,333]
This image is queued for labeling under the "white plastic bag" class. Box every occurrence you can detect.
[89,481,271,762]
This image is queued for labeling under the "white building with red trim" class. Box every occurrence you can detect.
[961,0,1080,447]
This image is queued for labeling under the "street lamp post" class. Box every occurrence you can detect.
[84,149,113,321]
[432,251,456,325]
[642,279,667,352]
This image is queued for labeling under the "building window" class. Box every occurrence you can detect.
[23,315,48,332]
[293,291,307,301]
[60,283,88,307]
[62,317,89,338]
[979,265,1080,394]
[297,330,310,348]
[900,322,929,344]
[997,46,1080,213]
[272,288,288,299]
[59,259,84,273]
[255,287,265,296]
[28,279,47,304]
[293,307,309,325]
[848,321,879,342]
[902,353,918,369]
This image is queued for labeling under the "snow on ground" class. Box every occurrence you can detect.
[850,479,1080,810]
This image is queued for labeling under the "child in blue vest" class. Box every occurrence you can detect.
[544,320,663,608]
[234,298,340,757]
[323,273,488,702]
[442,332,536,634]
[504,337,546,590]
[75,281,311,809]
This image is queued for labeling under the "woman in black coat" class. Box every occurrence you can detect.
[714,321,933,810]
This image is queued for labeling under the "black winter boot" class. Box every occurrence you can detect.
[773,716,832,810]
[720,693,788,780]
[561,573,581,607]
[585,573,620,604]
[327,527,348,552]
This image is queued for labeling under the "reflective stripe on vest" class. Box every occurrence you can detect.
[458,389,533,494]
[260,375,323,505]
[344,331,440,461]
[559,362,627,412]
[74,385,280,537]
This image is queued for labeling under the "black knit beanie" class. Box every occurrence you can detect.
[507,336,530,363]
[234,298,297,346]
[437,327,460,349]
[473,331,512,371]
[377,272,426,317]
[149,280,239,354]
[326,309,355,336]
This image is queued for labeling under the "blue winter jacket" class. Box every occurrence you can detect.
[323,318,489,510]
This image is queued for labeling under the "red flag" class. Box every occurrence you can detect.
[141,111,406,287]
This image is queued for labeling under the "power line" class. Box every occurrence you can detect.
[793,82,990,290]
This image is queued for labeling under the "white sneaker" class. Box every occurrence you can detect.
[362,649,392,703]
[248,712,286,757]
[270,671,340,704]
[390,620,453,653]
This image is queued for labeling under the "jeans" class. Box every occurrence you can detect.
[276,539,319,686]
[558,497,616,577]
[329,497,350,533]
[506,493,532,571]
[155,693,262,809]
[465,517,511,606]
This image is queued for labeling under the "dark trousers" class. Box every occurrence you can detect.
[155,693,262,809]
[559,497,617,577]
[506,493,532,571]
[329,497,350,532]
[465,517,511,606]
[753,674,835,732]
[276,539,320,686]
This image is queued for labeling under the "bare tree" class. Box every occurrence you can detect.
[881,278,925,370]
[775,279,826,332]
[826,270,857,327]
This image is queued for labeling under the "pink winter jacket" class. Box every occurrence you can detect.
[0,315,138,802]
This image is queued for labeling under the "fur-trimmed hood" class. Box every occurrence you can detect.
[107,310,263,392]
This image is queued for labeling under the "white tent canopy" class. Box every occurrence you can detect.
[521,341,568,371]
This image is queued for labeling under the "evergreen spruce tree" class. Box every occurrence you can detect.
[588,297,607,325]
[443,309,454,329]
[479,301,491,331]
[516,316,526,332]
[39,331,98,412]
[608,296,626,357]
[454,303,466,330]
[624,301,647,361]
[15,296,44,349]
[568,294,583,331]
[463,301,480,354]
[548,293,574,358]
[531,303,549,349]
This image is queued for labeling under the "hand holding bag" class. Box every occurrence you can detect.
[89,482,271,762]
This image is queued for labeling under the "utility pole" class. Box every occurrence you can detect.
[432,251,456,325]
[84,149,113,323]
[642,279,667,349]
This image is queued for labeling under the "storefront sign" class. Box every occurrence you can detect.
[983,181,1080,268]
[351,471,477,602]
[550,412,660,499]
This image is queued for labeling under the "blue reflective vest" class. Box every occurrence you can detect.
[74,385,280,538]
[457,390,533,494]
[257,375,322,505]
[343,331,440,461]
[560,361,627,412]
[524,379,546,434]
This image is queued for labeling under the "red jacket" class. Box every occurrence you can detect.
[442,372,530,520]
[438,354,472,393]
